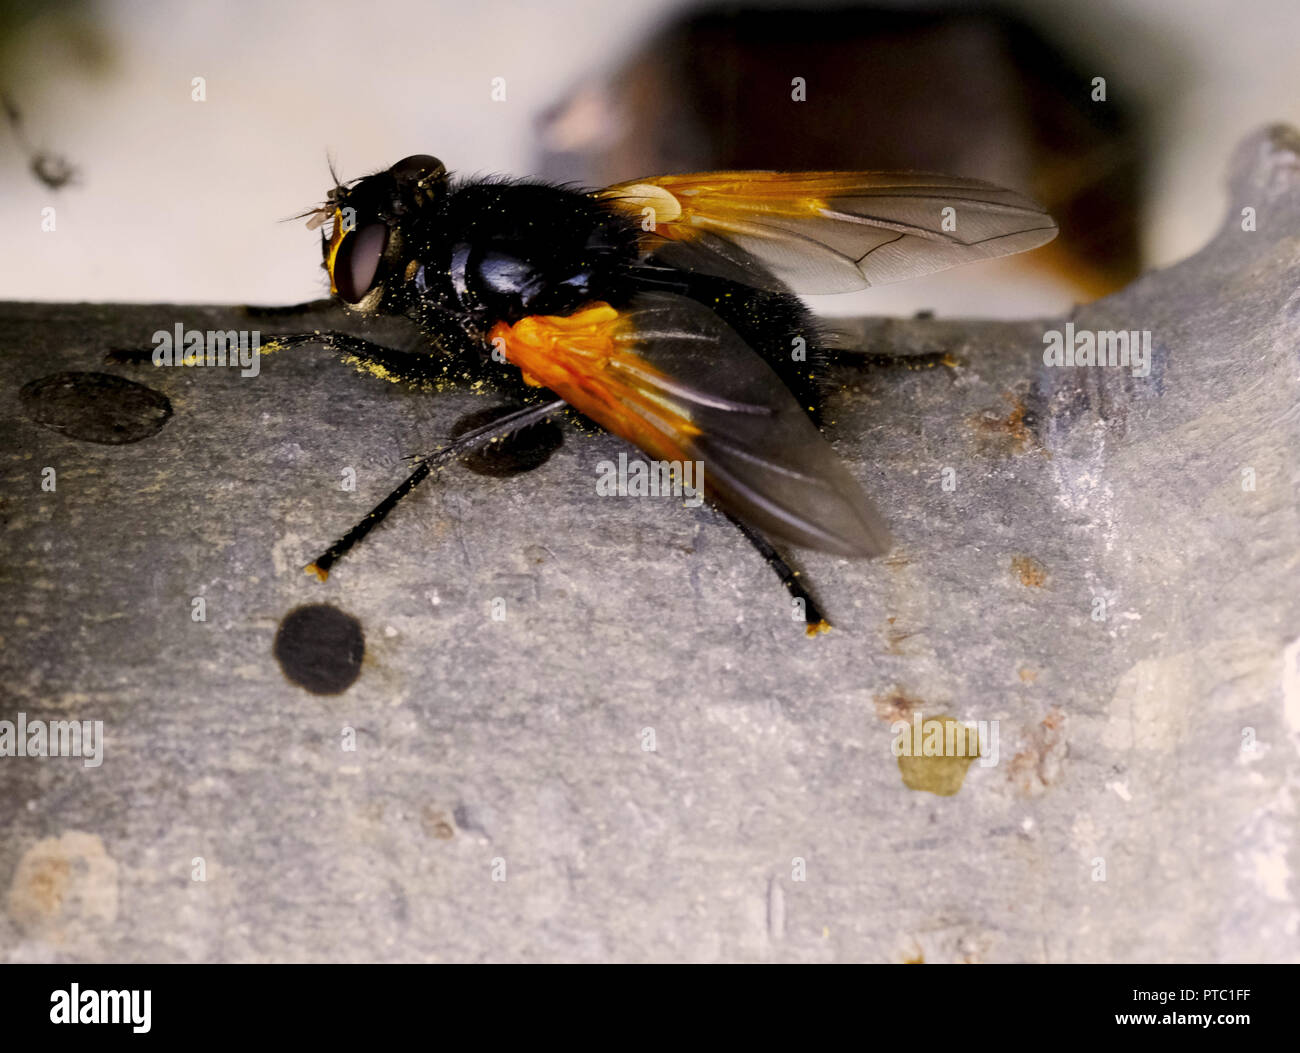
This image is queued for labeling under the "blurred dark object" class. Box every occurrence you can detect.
[2,90,78,189]
[537,5,1141,300]
[0,0,111,190]
[0,0,110,75]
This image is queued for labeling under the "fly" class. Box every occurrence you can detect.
[264,155,1057,634]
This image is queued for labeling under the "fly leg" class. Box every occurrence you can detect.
[106,330,435,384]
[844,349,961,371]
[823,316,962,372]
[241,330,439,383]
[722,512,831,637]
[240,299,337,318]
[305,398,567,580]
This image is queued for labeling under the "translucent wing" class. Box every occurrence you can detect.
[489,292,890,557]
[595,171,1057,294]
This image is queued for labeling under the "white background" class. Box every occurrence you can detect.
[1,0,1297,316]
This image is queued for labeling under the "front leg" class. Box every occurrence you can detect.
[107,330,440,388]
[239,299,336,319]
[255,331,441,386]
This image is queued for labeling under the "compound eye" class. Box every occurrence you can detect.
[333,222,388,303]
[389,154,445,182]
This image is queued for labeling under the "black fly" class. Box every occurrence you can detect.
[261,156,1056,633]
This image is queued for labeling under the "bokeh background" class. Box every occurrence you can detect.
[2,0,1298,317]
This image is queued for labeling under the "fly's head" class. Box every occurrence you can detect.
[302,154,448,314]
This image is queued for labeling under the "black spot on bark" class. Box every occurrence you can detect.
[274,604,365,695]
[450,404,563,476]
[20,371,172,444]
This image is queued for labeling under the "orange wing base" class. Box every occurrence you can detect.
[488,304,700,465]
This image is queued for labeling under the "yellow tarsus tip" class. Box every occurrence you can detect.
[805,619,832,638]
[304,562,329,582]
